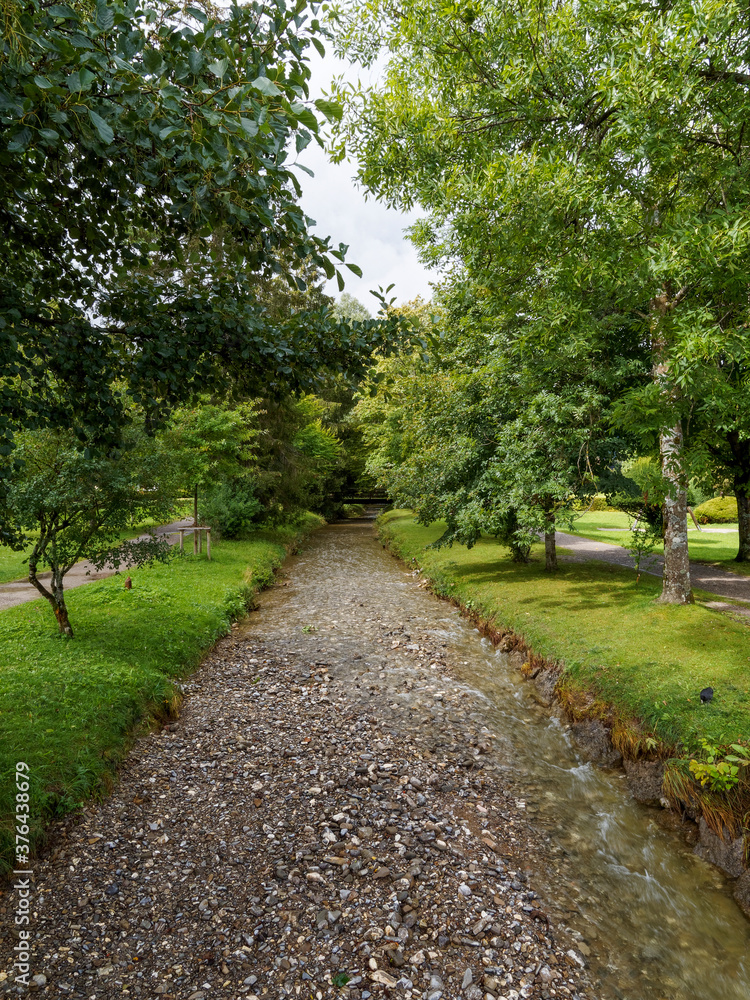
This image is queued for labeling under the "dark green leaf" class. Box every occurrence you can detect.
[314,98,343,122]
[188,47,203,75]
[185,5,207,23]
[88,108,114,145]
[208,58,229,79]
[251,76,282,97]
[143,48,162,74]
[96,1,114,30]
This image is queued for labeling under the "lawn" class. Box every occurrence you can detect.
[566,510,748,574]
[0,504,194,585]
[0,517,321,874]
[379,511,750,758]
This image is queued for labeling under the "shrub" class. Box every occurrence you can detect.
[693,496,738,524]
[687,481,711,509]
[342,503,366,518]
[575,493,611,512]
[200,479,264,538]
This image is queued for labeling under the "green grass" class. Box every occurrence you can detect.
[566,510,749,575]
[379,511,750,757]
[0,516,322,873]
[0,543,33,584]
[0,512,192,585]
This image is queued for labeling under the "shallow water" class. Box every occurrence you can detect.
[248,518,750,999]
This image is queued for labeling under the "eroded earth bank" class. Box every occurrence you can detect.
[2,518,749,1000]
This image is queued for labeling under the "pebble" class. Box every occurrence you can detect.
[0,524,593,1000]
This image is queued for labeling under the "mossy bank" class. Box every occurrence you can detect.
[0,516,323,875]
[378,511,750,914]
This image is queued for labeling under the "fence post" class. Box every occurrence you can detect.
[206,529,211,560]
[193,528,198,556]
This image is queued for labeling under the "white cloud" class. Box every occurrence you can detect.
[296,48,435,308]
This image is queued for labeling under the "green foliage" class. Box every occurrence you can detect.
[200,479,264,539]
[341,503,366,517]
[0,0,409,528]
[580,494,610,513]
[4,422,181,631]
[165,401,260,493]
[333,293,372,322]
[355,307,610,563]
[693,496,739,524]
[689,740,750,793]
[0,520,321,873]
[628,519,663,584]
[332,0,750,579]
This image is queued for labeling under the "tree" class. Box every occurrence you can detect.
[0,0,407,543]
[6,425,178,635]
[333,293,372,322]
[165,400,260,525]
[331,0,750,602]
[355,292,609,568]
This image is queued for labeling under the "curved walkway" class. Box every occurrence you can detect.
[556,530,750,610]
[0,520,195,613]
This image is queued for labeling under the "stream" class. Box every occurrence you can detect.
[246,517,750,1000]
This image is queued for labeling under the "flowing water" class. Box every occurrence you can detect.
[248,518,750,999]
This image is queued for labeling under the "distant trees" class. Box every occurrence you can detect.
[0,0,409,547]
[332,0,750,599]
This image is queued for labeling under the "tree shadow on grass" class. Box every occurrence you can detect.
[450,557,660,612]
[441,557,750,679]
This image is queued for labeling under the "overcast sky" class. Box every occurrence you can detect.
[296,47,435,311]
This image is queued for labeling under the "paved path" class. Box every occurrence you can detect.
[0,520,196,612]
[557,530,750,610]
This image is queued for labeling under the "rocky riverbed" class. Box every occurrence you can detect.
[0,522,593,1000]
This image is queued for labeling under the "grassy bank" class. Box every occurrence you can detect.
[379,512,750,824]
[0,508,194,585]
[0,516,322,873]
[567,510,748,575]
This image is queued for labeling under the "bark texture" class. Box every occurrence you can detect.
[652,291,693,604]
[726,431,750,562]
[658,421,693,604]
[28,552,75,636]
[544,528,558,571]
[737,492,750,562]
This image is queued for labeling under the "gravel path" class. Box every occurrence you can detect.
[0,521,592,1000]
[0,521,196,613]
[556,531,750,605]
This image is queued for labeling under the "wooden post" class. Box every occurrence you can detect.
[193,528,198,556]
[179,529,184,552]
[206,529,211,560]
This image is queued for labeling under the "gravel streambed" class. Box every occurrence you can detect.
[1,523,593,1000]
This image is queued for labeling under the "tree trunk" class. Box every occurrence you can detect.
[736,491,750,562]
[726,432,750,562]
[652,290,693,605]
[658,421,693,604]
[52,600,74,637]
[544,516,558,571]
[28,557,74,636]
